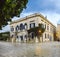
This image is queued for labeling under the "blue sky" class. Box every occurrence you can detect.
[20,0,60,25]
[0,0,60,32]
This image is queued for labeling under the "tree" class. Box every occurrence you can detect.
[28,24,45,37]
[27,23,45,42]
[0,0,28,29]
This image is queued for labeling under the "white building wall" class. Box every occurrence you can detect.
[10,13,56,42]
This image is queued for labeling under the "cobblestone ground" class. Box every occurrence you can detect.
[0,41,60,57]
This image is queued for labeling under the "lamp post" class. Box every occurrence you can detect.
[38,24,45,42]
[39,30,41,33]
[38,30,41,42]
[38,29,43,42]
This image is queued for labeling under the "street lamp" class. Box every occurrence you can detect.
[38,30,41,33]
[38,29,43,42]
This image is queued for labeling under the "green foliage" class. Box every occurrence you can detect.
[28,24,45,36]
[0,0,28,29]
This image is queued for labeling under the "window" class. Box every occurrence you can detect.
[45,24,46,29]
[50,36,52,41]
[11,26,14,31]
[30,23,35,28]
[17,36,18,38]
[16,25,19,31]
[20,23,24,30]
[25,35,27,38]
[20,36,23,41]
[50,27,53,32]
[52,28,53,32]
[48,34,49,38]
[45,33,46,38]
[24,23,27,29]
[47,25,49,30]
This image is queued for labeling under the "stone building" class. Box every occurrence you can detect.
[10,13,56,42]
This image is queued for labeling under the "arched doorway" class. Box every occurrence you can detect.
[29,32,35,42]
[20,36,23,42]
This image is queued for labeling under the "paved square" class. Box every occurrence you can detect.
[0,42,60,57]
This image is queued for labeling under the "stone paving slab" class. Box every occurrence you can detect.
[0,41,60,57]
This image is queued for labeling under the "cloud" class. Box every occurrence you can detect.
[0,11,60,32]
[0,0,60,32]
[37,0,60,13]
[12,17,20,21]
[2,25,10,31]
[23,0,60,26]
[53,0,60,8]
[26,0,60,14]
[0,25,10,33]
[41,11,60,26]
[20,12,35,17]
[21,11,60,26]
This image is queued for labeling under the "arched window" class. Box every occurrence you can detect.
[20,35,23,41]
[20,23,24,30]
[24,23,27,29]
[16,25,19,31]
[25,35,27,38]
[17,36,18,38]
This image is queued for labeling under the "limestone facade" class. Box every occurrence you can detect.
[10,13,56,42]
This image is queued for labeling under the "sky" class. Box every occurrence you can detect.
[0,0,60,32]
